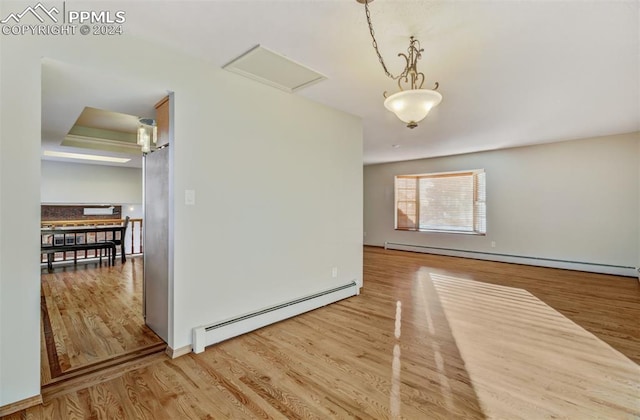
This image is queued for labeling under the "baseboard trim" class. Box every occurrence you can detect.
[383,242,638,277]
[166,345,192,359]
[0,394,43,417]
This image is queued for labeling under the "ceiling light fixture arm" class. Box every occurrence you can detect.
[392,37,440,97]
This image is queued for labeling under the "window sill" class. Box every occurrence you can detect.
[395,228,486,236]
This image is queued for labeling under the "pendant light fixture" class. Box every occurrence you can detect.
[137,118,157,153]
[357,0,442,129]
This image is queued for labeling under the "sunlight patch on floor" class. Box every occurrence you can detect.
[415,278,456,413]
[427,272,640,419]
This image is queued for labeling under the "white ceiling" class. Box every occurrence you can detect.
[42,0,639,167]
[41,58,167,167]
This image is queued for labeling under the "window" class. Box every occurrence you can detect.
[395,169,486,234]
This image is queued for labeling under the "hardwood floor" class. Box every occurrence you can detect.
[40,257,165,386]
[364,247,640,364]
[5,247,639,419]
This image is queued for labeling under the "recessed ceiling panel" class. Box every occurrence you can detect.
[74,107,140,134]
[61,106,141,154]
[223,45,327,93]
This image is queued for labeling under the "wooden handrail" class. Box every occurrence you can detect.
[41,218,140,227]
[40,219,144,264]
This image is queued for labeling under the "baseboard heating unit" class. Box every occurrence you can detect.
[384,242,638,278]
[192,280,359,354]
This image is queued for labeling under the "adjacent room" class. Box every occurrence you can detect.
[0,0,638,418]
[38,59,170,388]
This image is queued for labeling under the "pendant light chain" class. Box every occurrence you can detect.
[364,0,405,81]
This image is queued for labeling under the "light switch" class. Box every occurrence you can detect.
[185,189,196,205]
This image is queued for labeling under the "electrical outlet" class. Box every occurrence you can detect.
[491,241,496,248]
[332,267,338,278]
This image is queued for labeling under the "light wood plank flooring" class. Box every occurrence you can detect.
[5,246,639,419]
[40,257,165,386]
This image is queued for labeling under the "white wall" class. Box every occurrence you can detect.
[1,33,43,407]
[41,160,142,204]
[364,133,640,269]
[0,19,362,407]
[171,64,363,351]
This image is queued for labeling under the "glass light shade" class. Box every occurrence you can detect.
[141,136,151,153]
[384,89,442,128]
[137,126,146,145]
[138,123,156,152]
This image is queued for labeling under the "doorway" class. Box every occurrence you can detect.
[39,59,169,387]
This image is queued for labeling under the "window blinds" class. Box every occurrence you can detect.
[395,170,486,234]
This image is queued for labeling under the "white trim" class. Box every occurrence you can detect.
[165,345,191,359]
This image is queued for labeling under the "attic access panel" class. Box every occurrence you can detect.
[223,45,327,93]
